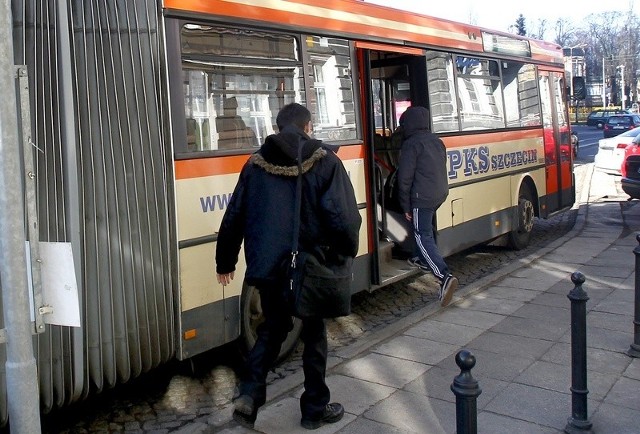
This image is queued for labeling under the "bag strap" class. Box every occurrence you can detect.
[290,142,303,268]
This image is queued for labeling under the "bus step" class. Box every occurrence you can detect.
[379,240,395,263]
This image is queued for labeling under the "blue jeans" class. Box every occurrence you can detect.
[412,207,449,281]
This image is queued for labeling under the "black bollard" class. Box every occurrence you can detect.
[627,234,640,358]
[450,349,481,434]
[565,272,592,434]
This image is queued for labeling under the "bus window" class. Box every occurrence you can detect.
[501,62,541,127]
[426,51,459,133]
[180,25,304,152]
[305,36,358,142]
[455,56,505,130]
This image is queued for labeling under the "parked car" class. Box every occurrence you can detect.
[594,126,640,174]
[603,114,640,138]
[586,109,631,129]
[621,138,640,199]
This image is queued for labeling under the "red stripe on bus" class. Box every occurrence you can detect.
[175,145,364,180]
[163,0,484,51]
[442,129,542,148]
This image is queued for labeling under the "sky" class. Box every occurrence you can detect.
[363,0,638,37]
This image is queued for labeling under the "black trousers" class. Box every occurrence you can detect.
[238,284,330,419]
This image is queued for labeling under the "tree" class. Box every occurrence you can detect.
[528,18,548,40]
[551,18,575,47]
[514,14,526,36]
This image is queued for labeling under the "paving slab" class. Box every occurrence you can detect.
[603,377,640,411]
[434,348,534,382]
[540,342,633,376]
[291,374,396,416]
[429,307,506,329]
[455,294,524,316]
[623,358,640,380]
[403,319,485,346]
[363,389,454,434]
[336,416,405,434]
[251,397,355,434]
[477,285,540,302]
[482,382,575,431]
[590,403,640,434]
[334,353,430,389]
[476,412,562,434]
[514,360,617,401]
[466,331,555,360]
[404,365,508,410]
[489,315,569,341]
[372,335,459,365]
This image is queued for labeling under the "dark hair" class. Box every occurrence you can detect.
[276,103,311,131]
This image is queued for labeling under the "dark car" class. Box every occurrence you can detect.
[586,109,631,129]
[603,114,640,138]
[621,137,640,199]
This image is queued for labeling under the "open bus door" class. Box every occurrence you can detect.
[356,42,427,287]
[539,70,575,215]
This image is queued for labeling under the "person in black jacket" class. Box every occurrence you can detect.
[397,106,458,307]
[216,103,361,430]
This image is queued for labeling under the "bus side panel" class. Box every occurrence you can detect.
[173,148,369,359]
[174,163,246,359]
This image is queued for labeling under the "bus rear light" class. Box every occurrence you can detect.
[184,329,197,340]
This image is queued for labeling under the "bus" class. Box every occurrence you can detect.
[3,0,574,424]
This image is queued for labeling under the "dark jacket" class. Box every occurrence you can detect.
[396,106,449,212]
[215,125,361,287]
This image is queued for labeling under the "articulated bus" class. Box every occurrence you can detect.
[3,0,574,424]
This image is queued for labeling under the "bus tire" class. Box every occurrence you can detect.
[238,283,302,364]
[508,186,535,250]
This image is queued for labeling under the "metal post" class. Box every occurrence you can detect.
[565,272,592,434]
[602,59,606,109]
[0,1,42,432]
[451,349,482,434]
[628,235,640,358]
[620,65,626,110]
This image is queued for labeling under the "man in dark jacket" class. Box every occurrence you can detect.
[216,103,361,430]
[397,106,458,307]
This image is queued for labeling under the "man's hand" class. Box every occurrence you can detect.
[404,212,412,221]
[217,271,235,286]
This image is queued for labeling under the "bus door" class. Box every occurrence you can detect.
[356,42,427,286]
[538,70,574,215]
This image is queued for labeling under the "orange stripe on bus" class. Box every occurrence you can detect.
[355,41,425,55]
[442,129,542,148]
[336,144,365,160]
[164,0,484,52]
[175,155,250,179]
[175,145,364,180]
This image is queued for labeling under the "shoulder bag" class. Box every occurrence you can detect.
[282,143,353,319]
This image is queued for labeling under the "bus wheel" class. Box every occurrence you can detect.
[508,186,535,250]
[239,283,302,364]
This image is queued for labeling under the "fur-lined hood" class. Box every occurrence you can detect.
[249,124,328,177]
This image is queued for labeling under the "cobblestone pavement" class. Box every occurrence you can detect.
[39,165,592,433]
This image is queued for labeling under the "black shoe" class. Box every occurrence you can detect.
[232,395,258,429]
[407,256,431,273]
[300,402,345,430]
[439,274,458,307]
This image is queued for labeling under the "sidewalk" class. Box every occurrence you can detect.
[217,165,640,434]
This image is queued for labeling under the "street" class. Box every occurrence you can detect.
[41,135,608,432]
